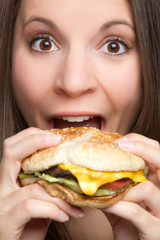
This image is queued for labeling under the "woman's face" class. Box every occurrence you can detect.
[12,0,142,134]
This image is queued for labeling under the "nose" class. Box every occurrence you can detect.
[54,46,98,98]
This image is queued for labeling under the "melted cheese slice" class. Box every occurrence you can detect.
[59,163,147,196]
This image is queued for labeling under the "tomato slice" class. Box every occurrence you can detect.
[102,179,131,190]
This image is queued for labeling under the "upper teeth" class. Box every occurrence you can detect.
[58,116,93,122]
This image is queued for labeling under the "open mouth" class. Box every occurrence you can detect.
[48,116,106,130]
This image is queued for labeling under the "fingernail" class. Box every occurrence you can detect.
[115,136,128,143]
[117,141,134,151]
[60,210,69,222]
[44,133,61,142]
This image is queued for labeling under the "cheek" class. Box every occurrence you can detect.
[12,52,54,107]
[109,70,142,111]
[96,54,142,112]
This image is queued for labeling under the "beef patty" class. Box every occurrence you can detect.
[44,166,77,180]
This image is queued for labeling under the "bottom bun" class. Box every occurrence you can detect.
[20,177,132,208]
[37,179,131,208]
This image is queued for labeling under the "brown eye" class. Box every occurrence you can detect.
[40,39,52,51]
[107,42,120,53]
[31,38,58,52]
[100,38,128,55]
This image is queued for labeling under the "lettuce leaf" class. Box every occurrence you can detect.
[19,172,134,196]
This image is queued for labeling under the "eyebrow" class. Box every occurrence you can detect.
[22,17,135,34]
[22,16,58,31]
[100,20,135,32]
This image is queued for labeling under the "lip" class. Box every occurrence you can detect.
[48,112,107,131]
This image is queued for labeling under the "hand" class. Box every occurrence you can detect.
[103,133,160,240]
[0,128,84,240]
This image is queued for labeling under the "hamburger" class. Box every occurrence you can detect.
[19,127,147,208]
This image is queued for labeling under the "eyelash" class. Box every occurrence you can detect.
[26,34,132,56]
[99,36,132,56]
[26,34,59,53]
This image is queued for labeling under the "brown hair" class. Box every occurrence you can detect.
[0,0,27,149]
[0,0,160,239]
[130,0,160,141]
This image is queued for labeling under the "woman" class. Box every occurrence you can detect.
[0,0,160,239]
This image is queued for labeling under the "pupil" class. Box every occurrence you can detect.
[40,40,51,51]
[108,42,119,53]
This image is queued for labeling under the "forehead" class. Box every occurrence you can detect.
[18,0,133,31]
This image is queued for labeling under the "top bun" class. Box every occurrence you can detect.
[22,127,146,174]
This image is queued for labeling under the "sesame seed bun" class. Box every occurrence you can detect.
[22,127,145,174]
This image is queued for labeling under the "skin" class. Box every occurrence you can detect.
[0,0,160,239]
[12,0,142,134]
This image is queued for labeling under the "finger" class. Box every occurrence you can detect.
[1,199,70,238]
[145,164,159,187]
[116,133,160,184]
[105,201,160,239]
[116,138,160,168]
[123,181,160,217]
[1,201,68,240]
[116,133,160,149]
[2,183,84,219]
[3,127,42,145]
[0,132,61,192]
